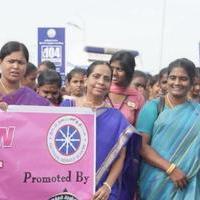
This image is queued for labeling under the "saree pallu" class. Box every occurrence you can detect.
[108,84,145,125]
[60,99,141,199]
[139,102,200,200]
[0,86,50,106]
[96,108,141,200]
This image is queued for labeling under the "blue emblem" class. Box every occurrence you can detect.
[48,115,88,164]
[55,125,81,156]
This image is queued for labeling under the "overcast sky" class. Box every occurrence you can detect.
[1,0,200,74]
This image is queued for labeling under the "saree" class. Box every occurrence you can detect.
[108,84,144,199]
[0,86,50,106]
[139,101,200,200]
[60,99,141,199]
[108,84,145,125]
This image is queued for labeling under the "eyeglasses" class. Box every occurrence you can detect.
[110,66,124,72]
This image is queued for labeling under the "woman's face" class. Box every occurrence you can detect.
[150,81,160,99]
[69,73,85,97]
[159,73,168,95]
[37,83,60,105]
[167,67,191,98]
[191,76,200,97]
[110,61,126,86]
[131,76,146,95]
[21,70,38,90]
[86,64,112,98]
[0,51,27,83]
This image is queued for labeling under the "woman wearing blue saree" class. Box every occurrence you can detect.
[136,58,200,200]
[61,61,141,200]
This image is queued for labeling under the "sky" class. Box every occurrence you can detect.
[0,0,200,74]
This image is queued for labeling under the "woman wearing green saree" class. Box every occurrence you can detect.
[136,58,200,200]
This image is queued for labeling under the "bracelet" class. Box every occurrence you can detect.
[103,182,111,193]
[166,163,176,175]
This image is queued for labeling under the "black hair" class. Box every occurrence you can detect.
[195,67,200,78]
[0,41,29,62]
[86,61,112,78]
[132,70,148,86]
[110,50,136,86]
[66,67,86,82]
[38,60,56,70]
[168,58,196,84]
[37,69,62,88]
[133,70,147,79]
[149,74,159,87]
[146,73,153,81]
[24,62,37,77]
[158,67,168,82]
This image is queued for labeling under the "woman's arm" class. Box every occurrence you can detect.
[0,101,8,111]
[93,147,126,200]
[141,133,188,189]
[141,133,171,170]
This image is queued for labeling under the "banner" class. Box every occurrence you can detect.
[0,106,95,200]
[38,27,65,82]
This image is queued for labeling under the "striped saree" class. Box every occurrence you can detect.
[60,99,141,199]
[96,108,141,200]
[139,102,200,200]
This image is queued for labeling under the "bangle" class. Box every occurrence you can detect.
[166,163,176,175]
[103,182,111,192]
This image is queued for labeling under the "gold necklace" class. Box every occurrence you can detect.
[166,94,174,108]
[0,79,9,94]
[0,79,19,94]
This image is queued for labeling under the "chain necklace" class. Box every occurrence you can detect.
[165,94,187,108]
[0,79,19,95]
[107,95,128,110]
[0,79,9,94]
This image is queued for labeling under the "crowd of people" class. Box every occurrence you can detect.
[0,41,199,200]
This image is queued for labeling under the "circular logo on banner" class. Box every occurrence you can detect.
[49,192,79,200]
[47,115,88,164]
[47,28,56,38]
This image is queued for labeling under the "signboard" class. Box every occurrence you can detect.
[38,27,65,81]
[0,106,95,200]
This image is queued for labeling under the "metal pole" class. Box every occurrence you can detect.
[159,0,167,70]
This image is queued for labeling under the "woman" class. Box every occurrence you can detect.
[0,41,50,106]
[131,70,148,100]
[148,74,160,99]
[188,67,200,103]
[21,62,38,90]
[108,51,144,124]
[107,51,144,199]
[136,58,200,199]
[158,67,168,96]
[63,67,86,99]
[61,61,140,200]
[37,69,62,106]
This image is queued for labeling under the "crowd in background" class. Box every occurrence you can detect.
[0,41,199,200]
